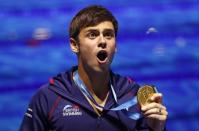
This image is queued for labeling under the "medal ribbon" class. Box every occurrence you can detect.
[73,70,142,120]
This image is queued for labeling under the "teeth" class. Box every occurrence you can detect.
[97,51,107,61]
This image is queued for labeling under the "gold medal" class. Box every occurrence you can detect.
[137,85,157,106]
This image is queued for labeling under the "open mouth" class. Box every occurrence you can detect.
[97,50,108,62]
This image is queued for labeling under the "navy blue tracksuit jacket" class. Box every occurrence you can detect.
[20,66,155,131]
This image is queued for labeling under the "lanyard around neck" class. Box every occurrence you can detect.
[73,70,141,120]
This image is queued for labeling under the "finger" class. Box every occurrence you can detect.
[146,114,168,121]
[143,108,161,115]
[143,107,168,116]
[149,93,163,103]
[142,103,166,112]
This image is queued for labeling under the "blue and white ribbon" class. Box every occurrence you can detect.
[73,70,142,120]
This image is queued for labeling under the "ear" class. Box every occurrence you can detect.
[70,38,79,54]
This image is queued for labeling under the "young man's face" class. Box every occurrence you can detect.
[71,21,116,73]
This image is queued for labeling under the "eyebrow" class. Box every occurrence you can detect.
[102,29,114,33]
[85,28,114,33]
[85,29,98,33]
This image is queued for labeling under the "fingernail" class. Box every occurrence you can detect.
[150,96,154,101]
[142,106,146,110]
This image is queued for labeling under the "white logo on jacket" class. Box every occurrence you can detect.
[63,104,82,116]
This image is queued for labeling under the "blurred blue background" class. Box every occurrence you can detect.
[0,0,199,130]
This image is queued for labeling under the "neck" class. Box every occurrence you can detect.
[77,64,110,101]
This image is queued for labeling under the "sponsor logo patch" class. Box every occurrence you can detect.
[63,104,82,116]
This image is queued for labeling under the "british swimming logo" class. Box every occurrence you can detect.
[63,104,82,116]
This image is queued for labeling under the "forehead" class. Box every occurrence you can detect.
[81,21,114,32]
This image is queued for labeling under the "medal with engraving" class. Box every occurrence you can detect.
[137,85,157,106]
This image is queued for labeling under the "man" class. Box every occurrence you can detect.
[20,5,168,131]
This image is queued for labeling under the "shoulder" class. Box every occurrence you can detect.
[29,82,57,109]
[32,83,51,100]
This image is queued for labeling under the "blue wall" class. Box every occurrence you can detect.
[0,0,199,130]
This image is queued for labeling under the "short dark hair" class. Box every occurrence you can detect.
[69,5,118,41]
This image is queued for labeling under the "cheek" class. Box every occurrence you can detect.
[80,45,95,58]
[109,42,116,52]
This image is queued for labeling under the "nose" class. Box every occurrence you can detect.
[98,35,107,48]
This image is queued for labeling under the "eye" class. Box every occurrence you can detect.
[87,32,97,39]
[104,32,114,39]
